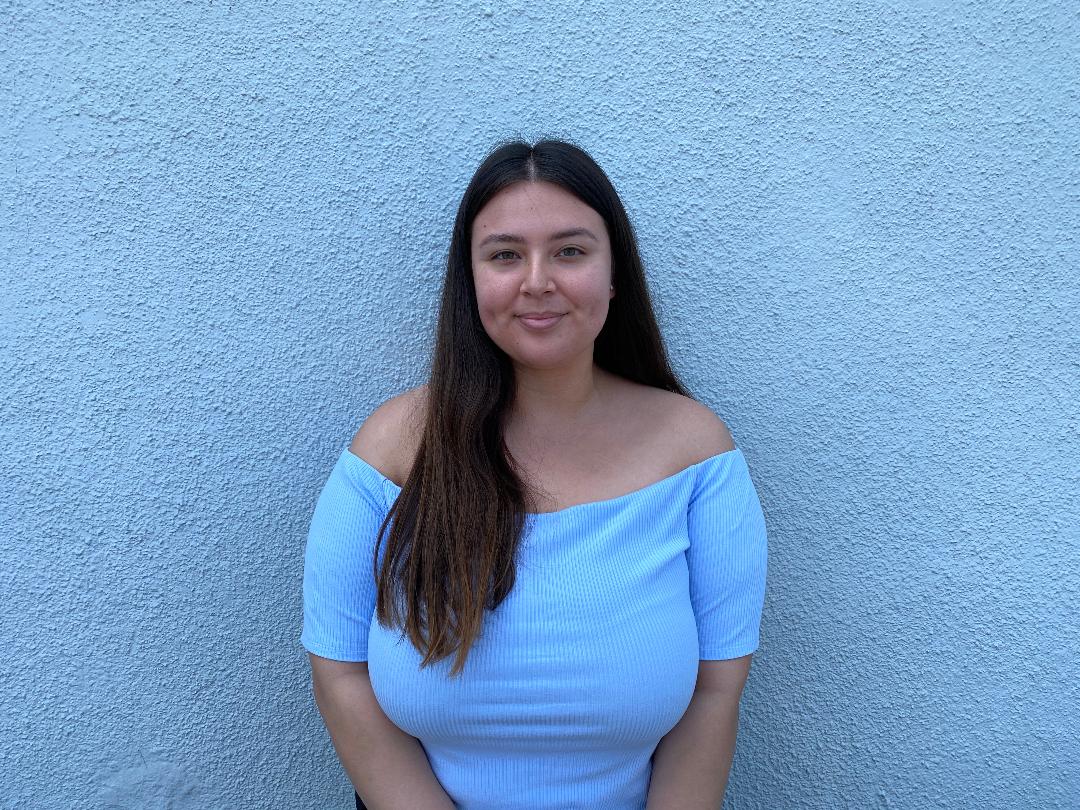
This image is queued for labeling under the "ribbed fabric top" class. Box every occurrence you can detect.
[302,445,768,810]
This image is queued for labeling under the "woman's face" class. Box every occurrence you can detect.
[470,181,615,371]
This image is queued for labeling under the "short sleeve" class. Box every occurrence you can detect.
[686,448,768,660]
[301,450,391,662]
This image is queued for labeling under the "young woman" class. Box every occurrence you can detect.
[301,139,768,809]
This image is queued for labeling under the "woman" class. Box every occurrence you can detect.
[302,139,768,809]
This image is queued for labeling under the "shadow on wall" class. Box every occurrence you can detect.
[96,757,214,809]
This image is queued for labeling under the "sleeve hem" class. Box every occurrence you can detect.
[699,640,759,660]
[300,637,369,662]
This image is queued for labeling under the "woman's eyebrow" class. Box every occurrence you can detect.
[476,228,600,248]
[549,227,599,243]
[477,232,523,248]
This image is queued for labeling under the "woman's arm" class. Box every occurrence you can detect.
[310,654,456,810]
[644,655,752,810]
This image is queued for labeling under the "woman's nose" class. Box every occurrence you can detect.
[521,255,554,293]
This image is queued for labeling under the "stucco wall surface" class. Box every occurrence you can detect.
[2,1,1077,808]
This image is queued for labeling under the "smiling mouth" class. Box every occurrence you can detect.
[518,313,564,328]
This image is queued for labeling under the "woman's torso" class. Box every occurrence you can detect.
[361,371,722,807]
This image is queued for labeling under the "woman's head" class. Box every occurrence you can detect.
[440,139,660,383]
[470,179,615,372]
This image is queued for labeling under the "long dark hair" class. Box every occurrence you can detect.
[372,138,691,677]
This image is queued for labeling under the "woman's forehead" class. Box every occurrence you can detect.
[472,181,605,243]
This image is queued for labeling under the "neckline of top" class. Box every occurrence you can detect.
[341,445,742,518]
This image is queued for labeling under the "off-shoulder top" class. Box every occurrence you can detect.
[302,444,768,809]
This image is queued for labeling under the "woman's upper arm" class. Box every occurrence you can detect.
[301,386,428,663]
[309,652,369,690]
[696,655,752,697]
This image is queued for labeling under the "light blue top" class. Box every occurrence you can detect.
[302,444,768,809]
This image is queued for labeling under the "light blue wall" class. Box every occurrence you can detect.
[3,1,1076,807]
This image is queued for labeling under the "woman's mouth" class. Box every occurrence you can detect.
[518,313,564,330]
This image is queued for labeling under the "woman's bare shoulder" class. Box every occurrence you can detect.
[645,388,736,464]
[601,373,735,469]
[348,384,428,485]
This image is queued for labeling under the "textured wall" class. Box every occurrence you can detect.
[2,1,1077,808]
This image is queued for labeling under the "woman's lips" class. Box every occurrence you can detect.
[518,314,564,330]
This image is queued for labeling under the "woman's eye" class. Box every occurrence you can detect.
[491,250,517,261]
[558,246,584,257]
